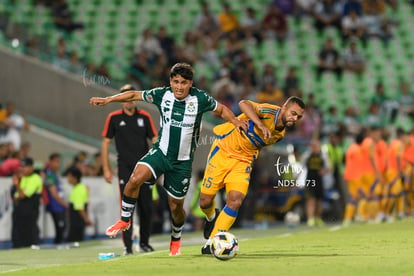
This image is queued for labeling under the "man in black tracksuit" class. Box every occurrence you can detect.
[101,84,158,254]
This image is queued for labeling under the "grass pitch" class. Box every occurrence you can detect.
[1,219,414,276]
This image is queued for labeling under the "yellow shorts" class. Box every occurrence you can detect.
[201,142,252,196]
[385,170,403,195]
[346,179,362,200]
[360,173,381,197]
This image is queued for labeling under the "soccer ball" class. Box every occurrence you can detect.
[211,232,239,260]
[284,211,300,228]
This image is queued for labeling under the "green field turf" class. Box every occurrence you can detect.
[1,219,414,276]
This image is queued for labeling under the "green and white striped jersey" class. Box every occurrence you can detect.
[142,86,218,161]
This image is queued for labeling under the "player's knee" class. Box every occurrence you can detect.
[199,196,213,209]
[226,197,243,210]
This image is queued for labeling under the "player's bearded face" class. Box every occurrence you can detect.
[282,103,304,128]
[170,75,192,100]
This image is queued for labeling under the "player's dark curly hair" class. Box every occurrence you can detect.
[170,63,194,81]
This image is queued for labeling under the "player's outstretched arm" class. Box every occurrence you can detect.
[239,100,271,139]
[89,91,143,106]
[214,102,248,132]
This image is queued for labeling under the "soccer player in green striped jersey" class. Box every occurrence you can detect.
[90,63,248,255]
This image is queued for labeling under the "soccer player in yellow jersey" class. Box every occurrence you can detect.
[342,132,365,226]
[380,128,410,221]
[199,96,305,254]
[358,126,382,221]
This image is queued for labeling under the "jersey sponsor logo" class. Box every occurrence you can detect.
[119,120,126,126]
[137,118,144,127]
[170,119,195,128]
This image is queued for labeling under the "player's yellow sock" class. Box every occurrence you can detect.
[209,205,238,238]
[367,199,380,219]
[344,203,356,221]
[396,195,404,214]
[358,199,369,220]
[201,200,216,221]
[386,196,396,215]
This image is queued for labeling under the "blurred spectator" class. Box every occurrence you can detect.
[342,0,363,16]
[299,93,322,141]
[68,52,83,74]
[95,63,111,80]
[257,63,279,91]
[262,5,288,43]
[397,80,414,116]
[272,0,296,15]
[302,139,329,227]
[256,82,284,105]
[363,103,383,127]
[52,45,70,71]
[341,9,368,47]
[129,52,150,90]
[5,102,26,133]
[295,0,317,19]
[343,106,362,136]
[342,40,365,75]
[66,166,92,243]
[217,2,240,37]
[156,26,176,67]
[181,31,200,64]
[215,83,237,111]
[223,30,244,66]
[321,106,340,138]
[134,28,163,66]
[325,132,345,211]
[43,153,68,245]
[0,150,20,177]
[212,68,236,98]
[240,7,262,45]
[52,0,83,33]
[312,0,342,34]
[316,38,343,80]
[199,30,220,69]
[194,1,219,35]
[11,157,42,248]
[63,151,90,176]
[0,120,21,152]
[283,66,300,98]
[362,0,392,45]
[88,151,103,176]
[17,142,31,160]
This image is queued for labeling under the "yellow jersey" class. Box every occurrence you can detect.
[213,101,285,162]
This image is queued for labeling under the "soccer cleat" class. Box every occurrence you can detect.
[169,239,181,256]
[203,208,220,239]
[140,244,154,253]
[201,239,212,255]
[105,219,131,237]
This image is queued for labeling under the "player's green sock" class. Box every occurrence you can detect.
[121,195,137,222]
[209,205,237,238]
[171,220,184,241]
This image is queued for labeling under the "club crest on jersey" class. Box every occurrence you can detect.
[137,118,144,127]
[187,102,196,113]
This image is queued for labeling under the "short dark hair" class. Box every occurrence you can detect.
[283,96,305,109]
[49,153,61,161]
[170,63,194,81]
[67,166,82,182]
